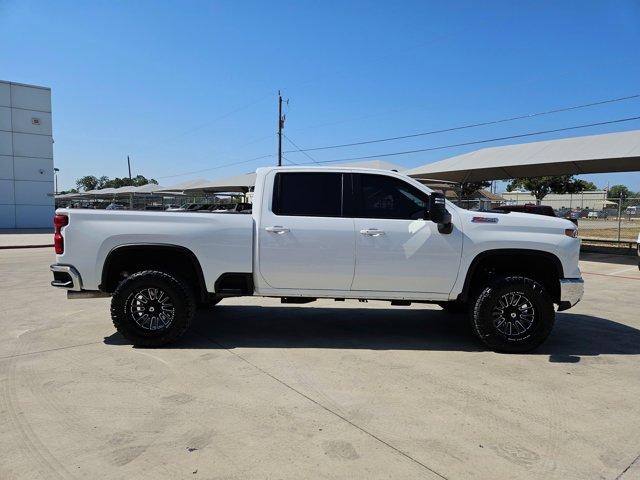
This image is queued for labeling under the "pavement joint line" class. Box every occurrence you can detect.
[615,453,640,480]
[195,328,449,480]
[607,266,639,276]
[0,341,102,360]
[582,271,640,281]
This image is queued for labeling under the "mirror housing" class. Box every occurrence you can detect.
[428,192,453,234]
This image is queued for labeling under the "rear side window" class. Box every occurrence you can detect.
[357,174,428,220]
[272,172,343,217]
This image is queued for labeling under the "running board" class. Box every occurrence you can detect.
[281,297,317,304]
[67,291,111,299]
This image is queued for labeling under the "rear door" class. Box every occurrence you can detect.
[351,173,462,294]
[258,171,356,290]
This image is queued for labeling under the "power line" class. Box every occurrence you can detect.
[157,154,273,179]
[281,155,300,166]
[283,134,320,164]
[295,116,640,164]
[158,115,640,177]
[284,94,640,153]
[165,92,274,143]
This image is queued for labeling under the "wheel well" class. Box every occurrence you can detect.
[100,244,208,302]
[459,249,563,303]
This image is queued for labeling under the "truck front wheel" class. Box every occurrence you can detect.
[470,275,555,353]
[111,270,195,347]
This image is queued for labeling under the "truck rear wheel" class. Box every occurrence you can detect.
[111,270,195,347]
[470,275,555,353]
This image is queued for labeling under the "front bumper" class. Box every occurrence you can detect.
[557,277,584,311]
[50,264,82,291]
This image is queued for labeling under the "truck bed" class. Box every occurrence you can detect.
[56,209,254,291]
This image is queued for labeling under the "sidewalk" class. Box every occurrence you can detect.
[0,229,53,249]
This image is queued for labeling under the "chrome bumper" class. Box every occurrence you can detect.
[558,277,584,311]
[50,264,82,291]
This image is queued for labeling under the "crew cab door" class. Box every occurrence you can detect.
[351,173,462,294]
[258,171,356,290]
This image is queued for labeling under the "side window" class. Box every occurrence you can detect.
[273,172,343,217]
[358,174,428,220]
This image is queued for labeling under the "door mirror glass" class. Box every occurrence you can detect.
[429,192,452,233]
[429,192,448,223]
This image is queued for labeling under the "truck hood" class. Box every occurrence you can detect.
[458,209,576,234]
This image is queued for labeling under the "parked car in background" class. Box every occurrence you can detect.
[105,203,126,210]
[166,203,204,212]
[625,206,639,216]
[210,202,252,213]
[565,209,581,226]
[493,204,556,217]
[50,166,583,354]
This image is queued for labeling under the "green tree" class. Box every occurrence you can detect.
[608,184,631,199]
[460,181,492,198]
[102,175,158,188]
[75,175,158,191]
[572,179,597,192]
[506,175,593,204]
[75,175,100,191]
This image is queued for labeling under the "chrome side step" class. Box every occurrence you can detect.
[67,291,111,299]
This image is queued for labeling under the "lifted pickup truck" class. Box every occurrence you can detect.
[51,166,583,353]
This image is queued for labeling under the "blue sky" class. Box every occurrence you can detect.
[2,0,640,191]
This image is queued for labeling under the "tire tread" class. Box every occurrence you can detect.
[111,270,195,347]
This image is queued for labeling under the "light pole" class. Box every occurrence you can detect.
[54,167,60,194]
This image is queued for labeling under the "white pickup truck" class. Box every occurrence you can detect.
[50,166,583,353]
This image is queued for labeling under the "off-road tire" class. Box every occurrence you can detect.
[470,275,555,353]
[111,270,195,347]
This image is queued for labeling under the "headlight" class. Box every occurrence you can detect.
[565,228,578,238]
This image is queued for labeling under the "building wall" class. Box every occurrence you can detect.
[500,190,609,210]
[0,80,54,229]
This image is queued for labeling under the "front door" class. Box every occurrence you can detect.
[258,171,356,291]
[351,173,462,294]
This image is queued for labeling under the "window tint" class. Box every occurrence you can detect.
[358,174,427,220]
[273,172,342,217]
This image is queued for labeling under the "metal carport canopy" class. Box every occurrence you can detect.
[182,173,257,193]
[404,129,640,183]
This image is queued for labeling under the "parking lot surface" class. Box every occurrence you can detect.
[1,248,639,480]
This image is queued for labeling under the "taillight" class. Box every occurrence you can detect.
[54,214,68,254]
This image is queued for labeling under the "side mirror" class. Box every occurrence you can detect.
[428,192,452,234]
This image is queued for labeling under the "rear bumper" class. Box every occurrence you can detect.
[557,277,584,311]
[50,264,82,291]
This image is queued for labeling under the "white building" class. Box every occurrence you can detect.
[0,80,54,228]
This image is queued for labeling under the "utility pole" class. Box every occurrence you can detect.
[54,167,60,194]
[277,91,288,166]
[127,155,132,180]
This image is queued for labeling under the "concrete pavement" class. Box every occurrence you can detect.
[1,249,639,479]
[0,230,53,249]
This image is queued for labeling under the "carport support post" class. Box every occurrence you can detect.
[129,193,134,210]
[617,196,622,242]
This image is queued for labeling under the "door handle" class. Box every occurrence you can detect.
[265,226,290,234]
[360,228,385,237]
